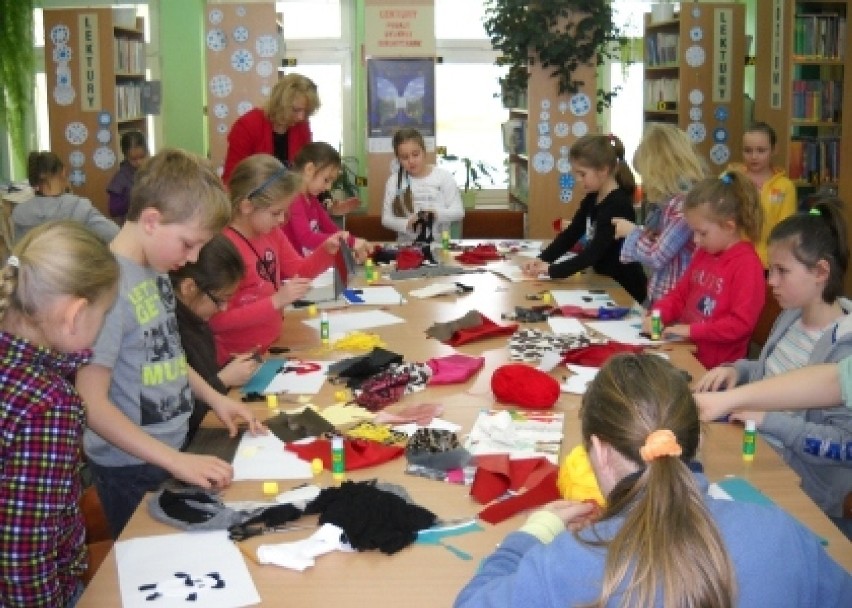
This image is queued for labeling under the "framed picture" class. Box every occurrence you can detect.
[367,57,435,137]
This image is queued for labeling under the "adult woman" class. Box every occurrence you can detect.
[455,354,850,607]
[222,73,319,183]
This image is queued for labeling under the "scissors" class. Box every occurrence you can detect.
[227,522,311,542]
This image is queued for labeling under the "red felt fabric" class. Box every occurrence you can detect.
[444,315,518,347]
[395,248,425,270]
[560,342,644,367]
[456,244,503,265]
[470,455,562,524]
[285,438,404,471]
[426,353,485,385]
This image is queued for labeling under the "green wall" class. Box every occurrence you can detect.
[158,0,206,154]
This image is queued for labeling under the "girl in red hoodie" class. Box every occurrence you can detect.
[644,171,765,369]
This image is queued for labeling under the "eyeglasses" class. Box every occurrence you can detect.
[201,287,228,309]
[247,166,289,200]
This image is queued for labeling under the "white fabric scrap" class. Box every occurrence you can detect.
[256,523,353,572]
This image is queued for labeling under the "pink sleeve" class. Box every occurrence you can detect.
[276,230,335,279]
[207,296,277,334]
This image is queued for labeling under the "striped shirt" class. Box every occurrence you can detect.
[765,319,825,378]
[0,331,89,607]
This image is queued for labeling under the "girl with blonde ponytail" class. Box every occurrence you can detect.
[455,354,851,607]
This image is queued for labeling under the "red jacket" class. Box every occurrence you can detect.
[654,240,765,369]
[222,107,312,182]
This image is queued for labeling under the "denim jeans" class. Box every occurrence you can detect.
[66,579,84,608]
[87,461,171,539]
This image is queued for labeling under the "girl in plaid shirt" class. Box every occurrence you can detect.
[613,123,706,306]
[0,221,118,608]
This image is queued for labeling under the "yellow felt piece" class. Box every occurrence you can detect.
[557,444,606,506]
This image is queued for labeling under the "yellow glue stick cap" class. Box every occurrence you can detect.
[262,481,279,496]
[266,394,278,409]
[307,304,318,317]
[311,458,324,475]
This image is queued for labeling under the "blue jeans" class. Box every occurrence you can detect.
[66,579,84,608]
[88,461,171,539]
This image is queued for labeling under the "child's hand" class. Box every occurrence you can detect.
[210,396,268,438]
[274,277,312,309]
[322,231,348,255]
[352,238,372,263]
[329,196,360,216]
[521,259,549,277]
[693,391,734,422]
[693,366,738,392]
[219,351,261,388]
[663,323,690,339]
[406,214,419,231]
[730,409,765,426]
[641,314,653,334]
[169,452,234,490]
[544,500,600,531]
[612,218,636,239]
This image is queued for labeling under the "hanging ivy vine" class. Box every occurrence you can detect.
[0,0,35,167]
[483,0,628,112]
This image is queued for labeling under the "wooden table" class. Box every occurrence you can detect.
[77,258,851,607]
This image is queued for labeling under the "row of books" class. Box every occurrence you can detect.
[114,38,145,74]
[788,137,840,184]
[794,14,847,59]
[644,78,679,107]
[115,83,143,120]
[645,32,679,67]
[508,160,528,203]
[502,119,526,155]
[791,79,843,121]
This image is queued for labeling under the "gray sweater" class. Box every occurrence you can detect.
[731,305,852,518]
[12,193,119,244]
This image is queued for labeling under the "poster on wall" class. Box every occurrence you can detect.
[367,57,435,138]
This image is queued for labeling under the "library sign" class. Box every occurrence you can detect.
[78,13,102,111]
[365,0,435,57]
[712,8,733,104]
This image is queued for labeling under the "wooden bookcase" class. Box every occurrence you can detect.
[643,3,746,170]
[43,8,147,215]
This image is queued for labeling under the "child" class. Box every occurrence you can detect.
[730,121,797,266]
[282,142,370,261]
[521,133,647,304]
[695,352,852,539]
[381,128,464,243]
[0,221,119,608]
[696,197,851,392]
[644,171,765,369]
[613,123,706,305]
[106,130,148,224]
[14,151,118,244]
[169,234,256,445]
[210,154,345,365]
[455,354,851,607]
[76,149,264,538]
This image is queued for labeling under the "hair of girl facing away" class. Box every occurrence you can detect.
[292,141,342,174]
[127,148,231,232]
[744,121,777,148]
[769,196,849,303]
[264,73,320,126]
[0,220,119,325]
[580,353,735,608]
[684,171,763,243]
[227,153,302,213]
[169,233,245,295]
[391,127,426,218]
[632,124,706,202]
[569,133,636,197]
[27,150,64,189]
[120,129,148,157]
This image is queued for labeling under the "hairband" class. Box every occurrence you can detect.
[6,255,19,268]
[639,429,682,462]
[720,173,733,184]
[247,165,288,200]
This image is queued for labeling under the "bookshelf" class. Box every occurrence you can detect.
[43,8,147,215]
[643,3,746,170]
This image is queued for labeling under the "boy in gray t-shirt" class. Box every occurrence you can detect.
[78,149,265,537]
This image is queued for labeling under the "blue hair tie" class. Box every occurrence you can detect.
[720,173,733,185]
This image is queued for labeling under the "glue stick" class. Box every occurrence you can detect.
[742,419,756,462]
[331,436,346,481]
[320,312,330,345]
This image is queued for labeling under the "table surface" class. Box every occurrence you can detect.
[77,251,852,607]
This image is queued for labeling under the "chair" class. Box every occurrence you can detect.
[343,214,397,242]
[461,209,526,239]
[749,283,782,355]
[79,485,113,586]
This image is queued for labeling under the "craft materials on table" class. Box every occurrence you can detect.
[242,359,331,395]
[549,289,617,308]
[560,364,599,394]
[232,432,314,481]
[302,309,405,340]
[343,285,406,305]
[116,531,260,608]
[465,409,564,462]
[485,261,549,282]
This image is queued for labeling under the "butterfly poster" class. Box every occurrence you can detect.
[368,58,435,137]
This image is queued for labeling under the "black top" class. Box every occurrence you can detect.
[539,188,647,304]
[273,131,290,167]
[175,299,228,446]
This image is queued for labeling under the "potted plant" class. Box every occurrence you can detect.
[483,0,628,112]
[328,154,364,216]
[439,153,499,209]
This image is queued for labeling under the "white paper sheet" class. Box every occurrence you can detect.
[116,531,260,608]
[547,317,588,335]
[560,364,599,394]
[550,289,616,308]
[344,286,406,305]
[464,410,564,463]
[585,319,656,346]
[302,309,405,339]
[485,261,549,282]
[263,361,331,395]
[232,432,314,480]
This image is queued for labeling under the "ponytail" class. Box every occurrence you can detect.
[685,171,763,242]
[570,134,636,196]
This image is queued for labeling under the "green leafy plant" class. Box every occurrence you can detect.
[0,1,35,167]
[439,153,498,192]
[331,155,363,198]
[484,0,629,112]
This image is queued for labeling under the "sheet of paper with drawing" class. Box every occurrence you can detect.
[560,364,599,394]
[302,309,405,340]
[343,285,406,305]
[465,410,564,463]
[233,432,314,480]
[116,531,260,608]
[585,318,657,346]
[243,359,331,395]
[550,289,616,308]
